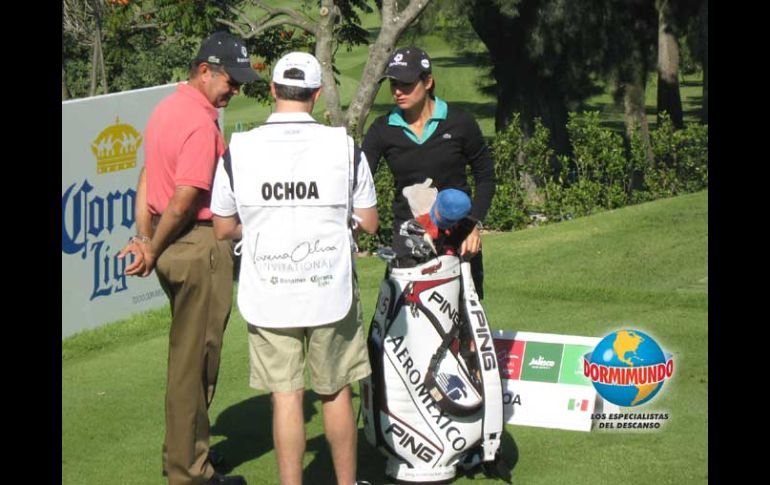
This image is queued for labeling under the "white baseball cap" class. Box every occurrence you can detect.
[272,52,322,88]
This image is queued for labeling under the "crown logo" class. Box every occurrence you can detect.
[91,117,142,174]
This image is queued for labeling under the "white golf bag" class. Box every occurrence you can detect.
[360,254,505,483]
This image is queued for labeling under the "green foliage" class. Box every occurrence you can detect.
[485,182,528,231]
[62,33,93,99]
[565,111,630,211]
[485,113,543,230]
[106,31,193,93]
[357,167,395,252]
[63,0,210,98]
[333,0,373,49]
[483,111,708,230]
[149,0,227,38]
[490,112,525,184]
[62,0,369,101]
[646,113,709,198]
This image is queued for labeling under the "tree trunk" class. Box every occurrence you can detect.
[656,0,683,128]
[468,0,572,205]
[89,5,107,97]
[345,0,433,137]
[469,0,570,155]
[700,0,708,124]
[344,17,401,138]
[316,0,342,125]
[467,0,518,133]
[702,50,708,124]
[89,33,98,96]
[344,24,398,138]
[622,79,654,164]
[97,28,108,95]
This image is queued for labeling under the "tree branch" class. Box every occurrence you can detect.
[345,0,432,136]
[220,2,318,39]
[227,3,259,33]
[253,0,313,28]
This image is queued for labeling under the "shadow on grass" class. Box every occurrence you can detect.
[209,392,320,474]
[305,426,518,485]
[211,389,519,484]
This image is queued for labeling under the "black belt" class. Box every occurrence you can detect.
[151,214,213,227]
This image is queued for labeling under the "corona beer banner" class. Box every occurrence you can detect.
[493,330,620,432]
[62,84,222,338]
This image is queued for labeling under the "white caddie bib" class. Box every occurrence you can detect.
[228,123,353,327]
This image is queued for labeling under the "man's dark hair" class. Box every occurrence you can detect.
[189,60,225,79]
[420,72,435,97]
[274,83,318,102]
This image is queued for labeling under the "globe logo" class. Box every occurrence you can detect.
[583,330,674,407]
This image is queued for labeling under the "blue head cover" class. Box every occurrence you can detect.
[430,189,472,229]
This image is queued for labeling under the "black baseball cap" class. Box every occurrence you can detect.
[194,32,260,84]
[379,47,432,84]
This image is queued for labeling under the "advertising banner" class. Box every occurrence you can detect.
[62,84,187,338]
[493,330,620,431]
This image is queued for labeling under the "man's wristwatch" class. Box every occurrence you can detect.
[474,220,483,231]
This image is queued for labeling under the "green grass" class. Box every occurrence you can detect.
[62,190,708,484]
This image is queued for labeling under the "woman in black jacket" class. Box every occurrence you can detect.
[362,46,495,296]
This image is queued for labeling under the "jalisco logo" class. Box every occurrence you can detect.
[528,355,555,369]
[91,117,142,174]
[520,341,562,383]
[583,329,674,407]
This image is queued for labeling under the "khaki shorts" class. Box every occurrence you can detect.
[247,280,371,395]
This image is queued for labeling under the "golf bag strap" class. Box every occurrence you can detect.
[460,261,503,462]
[423,323,483,417]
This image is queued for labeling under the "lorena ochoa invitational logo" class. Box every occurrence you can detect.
[584,329,674,407]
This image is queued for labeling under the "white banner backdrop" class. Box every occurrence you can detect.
[62,84,224,338]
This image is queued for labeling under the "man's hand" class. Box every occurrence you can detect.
[460,226,481,257]
[118,238,155,277]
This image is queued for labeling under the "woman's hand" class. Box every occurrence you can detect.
[460,226,481,257]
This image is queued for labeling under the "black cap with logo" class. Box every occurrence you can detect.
[379,47,432,84]
[194,31,260,84]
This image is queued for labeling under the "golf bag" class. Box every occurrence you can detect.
[360,253,505,483]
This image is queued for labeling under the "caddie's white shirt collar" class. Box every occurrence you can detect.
[265,112,317,123]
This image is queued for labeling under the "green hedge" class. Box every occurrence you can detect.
[230,112,707,252]
[481,111,708,233]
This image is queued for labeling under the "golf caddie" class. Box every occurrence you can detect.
[210,52,378,485]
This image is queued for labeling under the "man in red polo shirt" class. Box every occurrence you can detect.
[119,32,258,485]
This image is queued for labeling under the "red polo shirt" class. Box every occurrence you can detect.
[144,82,225,221]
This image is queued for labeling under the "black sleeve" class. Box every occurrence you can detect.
[362,118,384,177]
[462,115,496,222]
[352,142,362,190]
[222,148,234,192]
